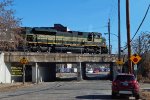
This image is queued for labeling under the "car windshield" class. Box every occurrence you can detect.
[116,75,135,81]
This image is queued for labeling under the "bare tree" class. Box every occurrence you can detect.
[132,32,150,54]
[0,0,22,51]
[132,32,150,78]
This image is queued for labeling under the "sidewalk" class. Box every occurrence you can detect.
[140,82,150,100]
[0,82,34,92]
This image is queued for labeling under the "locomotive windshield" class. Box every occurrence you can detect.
[87,33,92,41]
[27,35,34,41]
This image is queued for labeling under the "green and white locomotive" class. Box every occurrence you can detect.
[19,24,108,54]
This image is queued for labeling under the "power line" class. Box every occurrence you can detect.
[108,0,116,18]
[108,0,118,26]
[130,4,150,42]
[122,4,150,51]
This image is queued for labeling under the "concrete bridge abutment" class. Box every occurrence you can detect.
[2,52,119,83]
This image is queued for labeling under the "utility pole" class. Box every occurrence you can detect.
[108,19,111,54]
[23,64,25,84]
[118,0,121,61]
[138,36,141,55]
[126,0,132,74]
[118,0,122,72]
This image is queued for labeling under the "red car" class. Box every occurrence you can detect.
[112,73,140,99]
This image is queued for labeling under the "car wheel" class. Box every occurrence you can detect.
[111,91,117,99]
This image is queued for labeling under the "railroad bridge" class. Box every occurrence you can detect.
[1,52,119,83]
[4,52,118,63]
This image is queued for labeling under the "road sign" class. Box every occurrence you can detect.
[20,57,28,64]
[130,54,141,64]
[134,64,137,70]
[116,60,124,65]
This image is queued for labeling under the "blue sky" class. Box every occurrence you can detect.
[13,0,150,53]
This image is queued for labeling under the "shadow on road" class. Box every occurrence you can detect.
[56,77,77,81]
[76,94,112,99]
[76,94,129,100]
[55,77,110,81]
[86,76,110,80]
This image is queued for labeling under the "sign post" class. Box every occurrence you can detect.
[116,59,124,73]
[20,57,28,84]
[23,64,25,84]
[134,64,137,79]
[130,54,141,79]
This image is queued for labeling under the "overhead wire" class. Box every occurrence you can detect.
[92,0,117,32]
[106,0,118,53]
[108,0,118,26]
[122,4,150,51]
[72,0,117,32]
[80,0,117,32]
[108,0,115,18]
[130,4,150,42]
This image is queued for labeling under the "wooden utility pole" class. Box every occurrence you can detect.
[118,0,121,61]
[23,64,25,84]
[126,0,132,74]
[108,19,111,54]
[118,0,122,72]
[138,36,141,54]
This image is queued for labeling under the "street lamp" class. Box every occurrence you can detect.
[104,32,122,72]
[104,33,119,38]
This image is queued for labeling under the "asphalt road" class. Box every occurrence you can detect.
[86,72,110,80]
[0,80,139,100]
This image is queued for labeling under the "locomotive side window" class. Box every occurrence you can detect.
[87,33,92,41]
[88,33,95,41]
[26,35,34,41]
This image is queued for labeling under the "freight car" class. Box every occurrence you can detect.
[19,24,108,54]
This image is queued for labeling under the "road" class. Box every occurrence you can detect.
[86,72,110,80]
[0,80,138,100]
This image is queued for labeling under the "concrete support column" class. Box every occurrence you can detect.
[77,62,83,81]
[110,62,116,81]
[81,63,87,80]
[32,63,39,83]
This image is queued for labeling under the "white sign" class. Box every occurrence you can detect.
[134,64,137,70]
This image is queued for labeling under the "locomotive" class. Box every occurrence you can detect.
[19,24,108,54]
